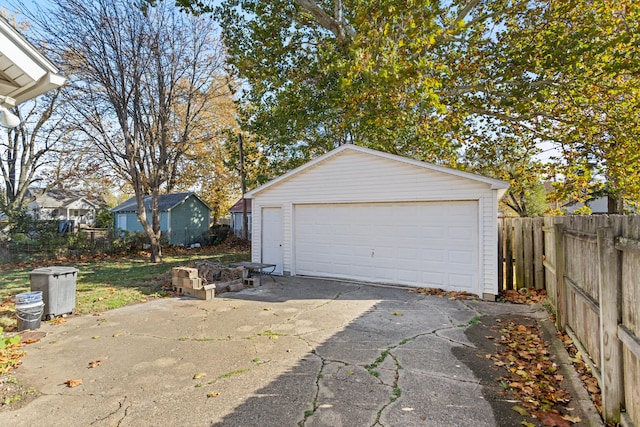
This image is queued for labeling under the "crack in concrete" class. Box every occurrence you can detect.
[90,395,128,425]
[297,352,326,427]
[116,401,131,427]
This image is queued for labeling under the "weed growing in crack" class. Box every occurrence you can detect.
[218,369,250,380]
[468,315,482,325]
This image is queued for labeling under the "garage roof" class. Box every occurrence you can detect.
[246,144,510,198]
[0,16,66,107]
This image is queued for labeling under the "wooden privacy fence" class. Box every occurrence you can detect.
[500,215,640,426]
[498,217,546,290]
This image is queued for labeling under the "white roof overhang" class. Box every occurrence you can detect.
[0,16,66,107]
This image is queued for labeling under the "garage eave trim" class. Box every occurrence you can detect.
[246,144,510,198]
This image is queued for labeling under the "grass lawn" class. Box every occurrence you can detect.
[0,247,250,332]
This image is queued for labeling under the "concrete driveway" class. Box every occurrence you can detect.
[0,276,572,426]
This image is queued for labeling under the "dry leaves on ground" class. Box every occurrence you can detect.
[557,332,604,417]
[409,287,479,300]
[487,320,580,426]
[64,379,83,388]
[500,288,548,304]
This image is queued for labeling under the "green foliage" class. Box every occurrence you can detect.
[0,333,20,350]
[216,0,640,211]
[95,208,114,229]
[572,206,592,216]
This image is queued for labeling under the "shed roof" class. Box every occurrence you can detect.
[245,144,510,198]
[0,16,66,106]
[229,198,252,213]
[110,192,211,213]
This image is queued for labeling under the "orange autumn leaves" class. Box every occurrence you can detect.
[488,320,580,426]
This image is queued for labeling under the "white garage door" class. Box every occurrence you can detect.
[294,201,479,292]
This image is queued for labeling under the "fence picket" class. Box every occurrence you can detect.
[498,215,639,425]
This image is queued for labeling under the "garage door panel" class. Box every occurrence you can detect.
[449,250,474,264]
[294,201,478,292]
[449,226,475,240]
[423,249,446,262]
[449,273,474,289]
[421,227,447,239]
[422,271,446,285]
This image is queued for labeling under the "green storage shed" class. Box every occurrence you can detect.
[110,193,211,246]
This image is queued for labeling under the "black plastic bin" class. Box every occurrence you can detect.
[29,267,79,320]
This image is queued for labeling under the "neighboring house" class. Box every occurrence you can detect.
[564,196,610,214]
[245,144,509,299]
[229,198,252,239]
[26,188,102,228]
[0,16,66,116]
[110,193,211,246]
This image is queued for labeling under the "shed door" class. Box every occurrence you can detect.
[261,207,283,275]
[117,214,127,230]
[294,201,479,293]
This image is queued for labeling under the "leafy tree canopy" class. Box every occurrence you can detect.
[211,0,640,215]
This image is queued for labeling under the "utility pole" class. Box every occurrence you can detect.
[238,133,248,240]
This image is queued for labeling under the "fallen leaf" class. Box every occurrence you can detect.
[512,405,530,416]
[87,360,101,369]
[64,379,83,388]
[263,308,272,311]
[92,336,100,339]
[51,317,66,325]
[22,338,41,345]
[521,422,535,427]
[193,373,207,379]
[113,332,122,337]
[562,415,582,423]
[207,391,220,397]
[538,411,571,427]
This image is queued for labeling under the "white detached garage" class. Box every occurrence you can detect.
[246,144,509,298]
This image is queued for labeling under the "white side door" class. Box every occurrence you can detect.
[261,207,283,275]
[117,214,127,231]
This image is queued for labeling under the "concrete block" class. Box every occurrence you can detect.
[179,277,202,290]
[228,282,244,292]
[180,287,214,300]
[172,267,199,279]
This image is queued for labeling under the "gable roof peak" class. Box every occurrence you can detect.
[246,144,509,198]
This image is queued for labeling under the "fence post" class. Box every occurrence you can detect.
[498,218,504,291]
[597,226,623,424]
[505,219,514,290]
[514,220,524,288]
[523,218,533,288]
[554,223,566,330]
[533,219,545,289]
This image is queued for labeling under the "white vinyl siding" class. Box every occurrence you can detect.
[249,147,506,296]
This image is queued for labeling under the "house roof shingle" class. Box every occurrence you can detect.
[28,188,104,209]
[229,198,251,213]
[110,192,210,213]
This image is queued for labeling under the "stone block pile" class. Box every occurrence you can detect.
[172,262,245,300]
[172,267,216,300]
